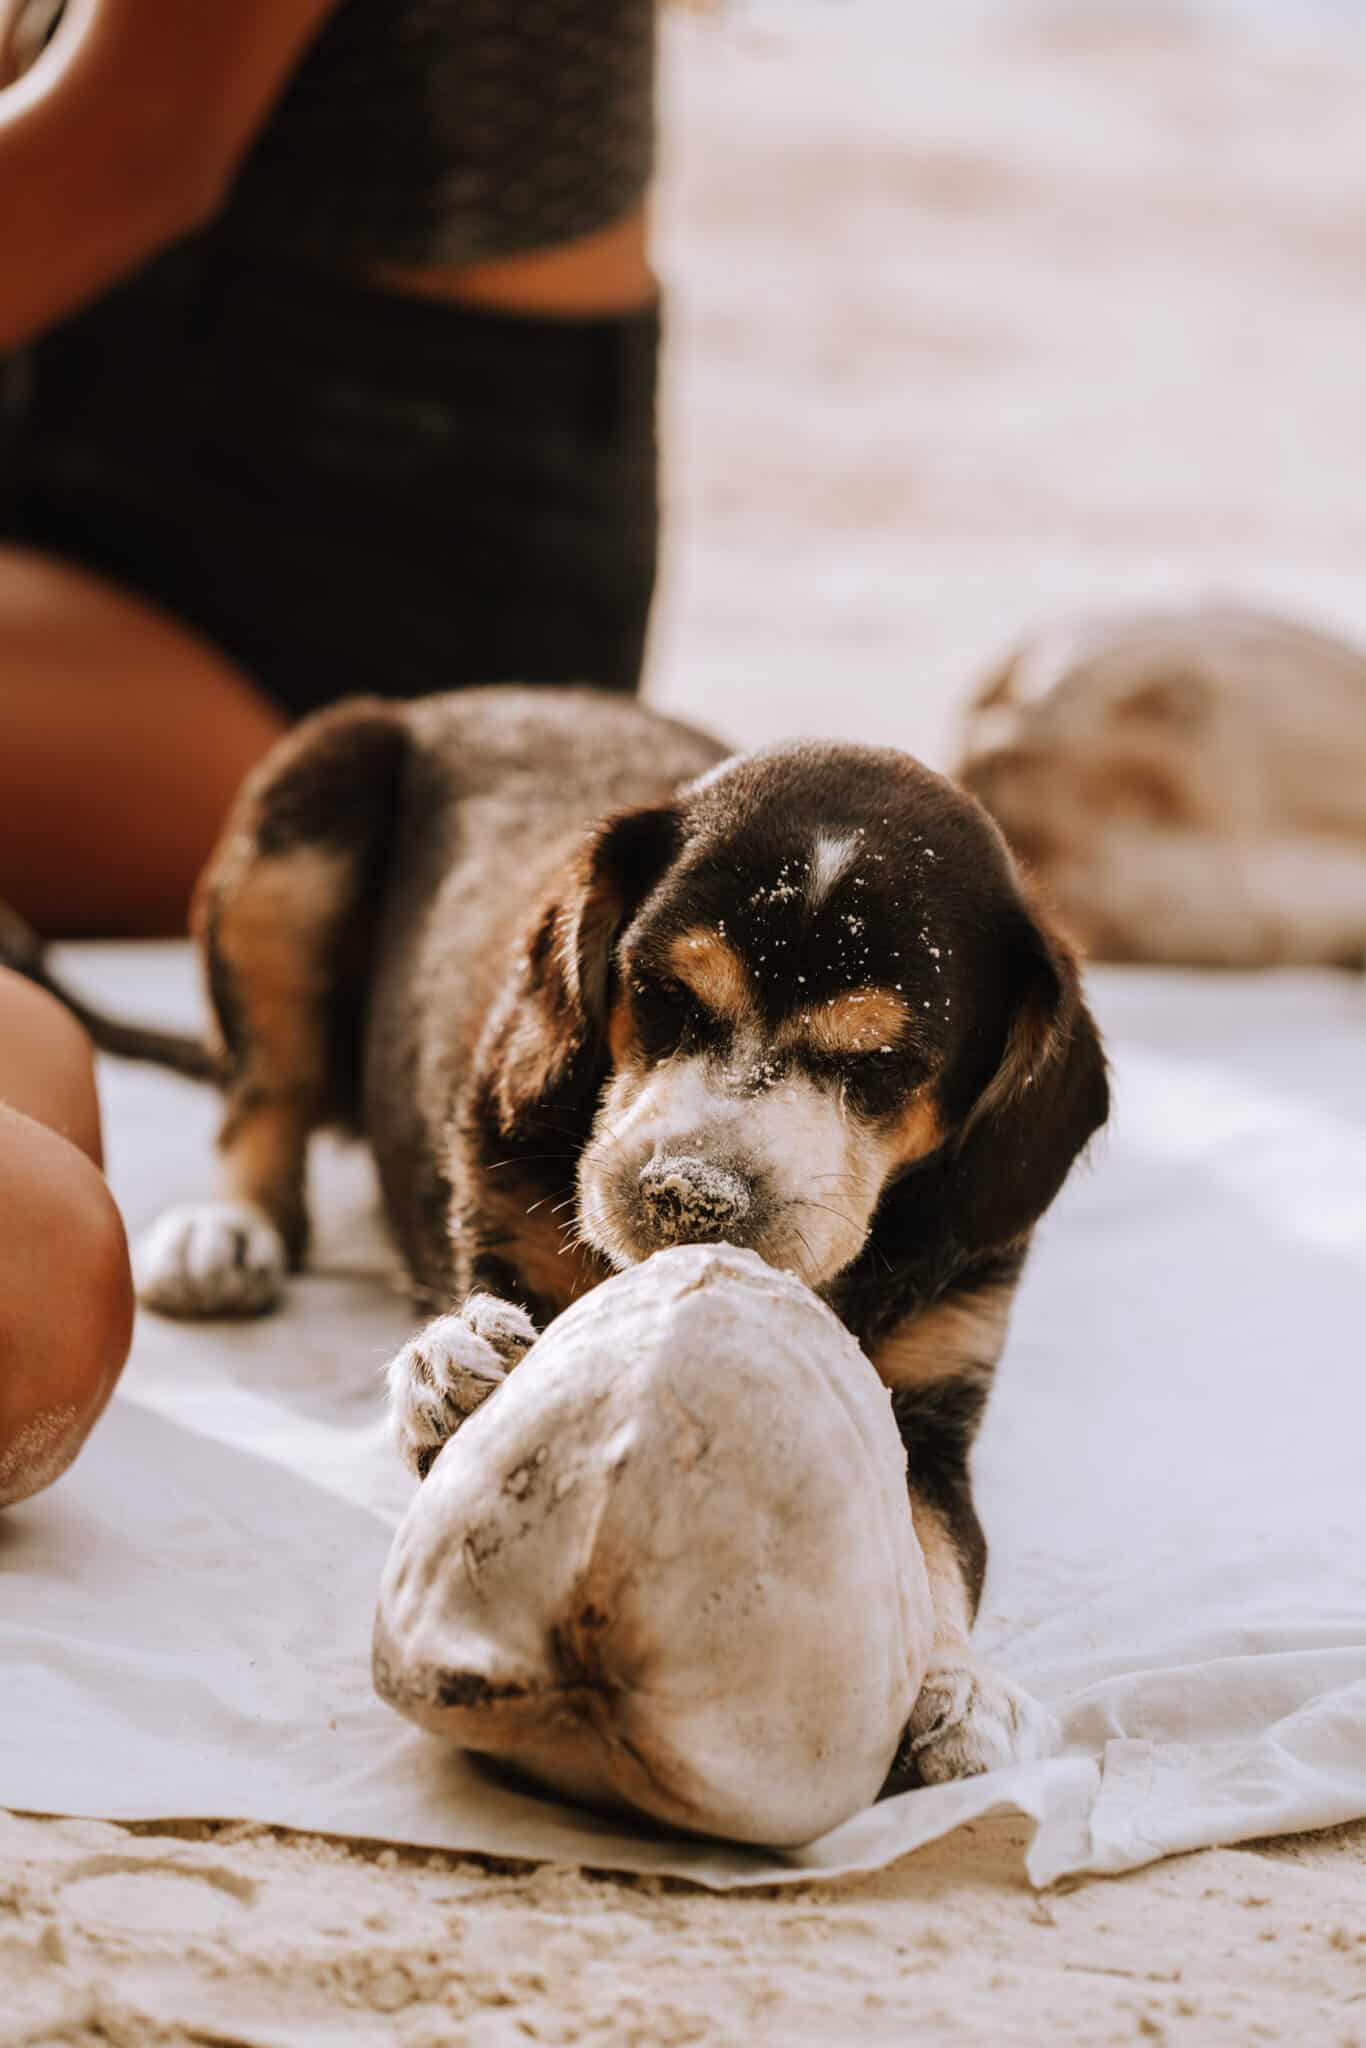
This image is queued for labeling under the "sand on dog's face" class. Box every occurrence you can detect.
[374,1245,931,1847]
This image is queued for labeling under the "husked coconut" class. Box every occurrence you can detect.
[373,1244,931,1847]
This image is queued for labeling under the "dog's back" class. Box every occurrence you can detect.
[361,690,726,1294]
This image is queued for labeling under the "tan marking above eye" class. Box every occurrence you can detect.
[665,928,753,1022]
[781,986,913,1058]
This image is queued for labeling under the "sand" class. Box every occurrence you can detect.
[7,5,1366,2041]
[5,1810,1365,2046]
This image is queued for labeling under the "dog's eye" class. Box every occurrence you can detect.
[631,976,708,1055]
[812,1045,923,1115]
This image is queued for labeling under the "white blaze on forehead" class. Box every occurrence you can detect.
[806,831,862,907]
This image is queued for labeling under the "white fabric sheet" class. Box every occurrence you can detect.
[1,945,1362,1888]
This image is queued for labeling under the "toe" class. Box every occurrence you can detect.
[462,1293,538,1367]
[133,1201,286,1318]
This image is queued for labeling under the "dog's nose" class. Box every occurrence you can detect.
[637,1154,752,1245]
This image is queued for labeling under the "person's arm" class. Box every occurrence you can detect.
[0,968,133,1506]
[0,0,340,351]
[0,3,66,89]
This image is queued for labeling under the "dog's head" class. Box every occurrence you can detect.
[489,743,1108,1293]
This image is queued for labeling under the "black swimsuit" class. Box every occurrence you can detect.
[0,0,658,710]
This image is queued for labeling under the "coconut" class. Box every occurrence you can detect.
[372,1244,930,1848]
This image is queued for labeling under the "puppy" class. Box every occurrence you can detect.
[959,601,1366,967]
[137,686,1109,1786]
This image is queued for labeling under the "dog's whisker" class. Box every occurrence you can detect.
[485,1152,577,1174]
[581,1110,630,1148]
[793,1196,857,1227]
[788,1223,822,1286]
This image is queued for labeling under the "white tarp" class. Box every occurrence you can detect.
[2,945,1362,1888]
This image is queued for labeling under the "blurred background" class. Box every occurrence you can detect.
[2,0,1362,961]
[648,1,1366,769]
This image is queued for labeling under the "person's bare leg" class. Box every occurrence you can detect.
[0,545,287,937]
[0,968,133,1505]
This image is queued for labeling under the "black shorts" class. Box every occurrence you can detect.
[0,231,659,714]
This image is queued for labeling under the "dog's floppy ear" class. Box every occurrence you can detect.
[484,802,683,1135]
[936,895,1109,1265]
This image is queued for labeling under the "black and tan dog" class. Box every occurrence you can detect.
[135,686,1108,1785]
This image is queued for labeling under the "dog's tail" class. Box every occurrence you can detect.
[0,901,223,1085]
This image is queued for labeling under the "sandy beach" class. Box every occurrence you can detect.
[7,7,1366,2041]
[5,1806,1366,2045]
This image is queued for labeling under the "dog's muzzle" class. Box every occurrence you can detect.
[636,1153,753,1246]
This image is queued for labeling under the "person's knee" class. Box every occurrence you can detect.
[0,968,104,1162]
[0,1123,133,1507]
[69,1168,137,1395]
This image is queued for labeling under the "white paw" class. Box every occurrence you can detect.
[133,1201,287,1319]
[902,1657,1061,1786]
[461,1291,538,1368]
[386,1295,536,1480]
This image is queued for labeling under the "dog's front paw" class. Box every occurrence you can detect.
[133,1201,288,1318]
[461,1291,538,1370]
[896,1656,1060,1788]
[386,1295,536,1480]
